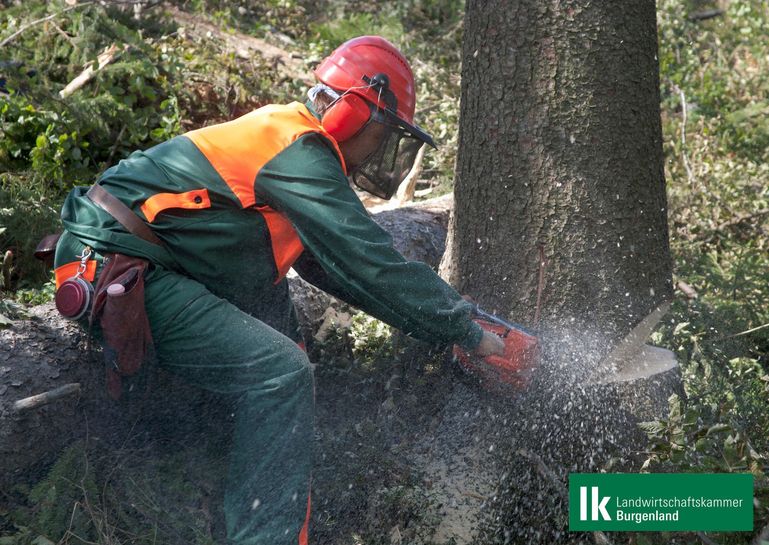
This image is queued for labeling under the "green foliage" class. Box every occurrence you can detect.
[391,0,464,189]
[657,0,769,422]
[0,175,61,287]
[0,1,298,287]
[644,4,769,538]
[0,299,26,328]
[641,393,765,473]
[2,438,227,545]
[179,0,318,38]
[638,392,769,545]
[0,99,87,185]
[349,313,395,366]
[24,441,99,543]
[311,311,396,371]
[14,280,55,306]
[0,5,183,187]
[310,13,404,49]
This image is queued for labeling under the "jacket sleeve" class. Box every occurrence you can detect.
[291,250,359,303]
[255,133,483,349]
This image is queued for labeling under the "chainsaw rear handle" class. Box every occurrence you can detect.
[472,305,537,337]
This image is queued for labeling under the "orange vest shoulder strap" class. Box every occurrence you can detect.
[185,102,346,208]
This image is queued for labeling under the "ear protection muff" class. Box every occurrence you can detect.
[321,92,372,142]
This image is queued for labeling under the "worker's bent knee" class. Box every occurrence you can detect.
[288,345,312,376]
[241,332,311,376]
[268,344,313,391]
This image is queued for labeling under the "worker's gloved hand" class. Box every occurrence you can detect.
[473,328,506,358]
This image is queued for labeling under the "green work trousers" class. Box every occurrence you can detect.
[56,232,314,545]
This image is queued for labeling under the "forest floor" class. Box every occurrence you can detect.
[0,314,506,545]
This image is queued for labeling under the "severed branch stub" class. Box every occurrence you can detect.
[676,279,698,300]
[59,43,126,98]
[394,143,427,205]
[12,383,81,412]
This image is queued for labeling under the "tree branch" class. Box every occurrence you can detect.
[688,9,724,22]
[717,209,769,232]
[712,321,769,342]
[13,383,82,412]
[676,279,698,300]
[395,143,427,205]
[671,83,697,188]
[0,2,94,49]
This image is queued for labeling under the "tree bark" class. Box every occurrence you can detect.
[0,197,452,489]
[441,0,673,348]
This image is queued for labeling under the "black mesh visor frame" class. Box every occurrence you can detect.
[351,122,424,200]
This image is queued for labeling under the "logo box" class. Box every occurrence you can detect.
[569,473,753,532]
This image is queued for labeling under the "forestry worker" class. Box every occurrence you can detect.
[52,36,504,545]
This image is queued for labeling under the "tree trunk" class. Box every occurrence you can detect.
[0,196,452,489]
[438,2,676,543]
[441,0,672,347]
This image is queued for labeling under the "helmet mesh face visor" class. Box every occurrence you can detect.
[352,126,423,200]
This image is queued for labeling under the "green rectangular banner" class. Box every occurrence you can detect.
[569,473,753,531]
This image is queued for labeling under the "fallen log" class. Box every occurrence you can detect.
[0,196,452,488]
[165,5,313,85]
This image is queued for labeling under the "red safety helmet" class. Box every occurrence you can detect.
[314,36,436,199]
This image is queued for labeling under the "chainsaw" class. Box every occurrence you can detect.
[453,306,541,393]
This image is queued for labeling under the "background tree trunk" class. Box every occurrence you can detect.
[441,0,673,349]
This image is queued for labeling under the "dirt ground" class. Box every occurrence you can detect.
[310,342,504,545]
[0,330,510,545]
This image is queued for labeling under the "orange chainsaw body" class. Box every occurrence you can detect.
[453,319,540,392]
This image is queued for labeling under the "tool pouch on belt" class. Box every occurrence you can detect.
[81,183,163,400]
[88,253,154,400]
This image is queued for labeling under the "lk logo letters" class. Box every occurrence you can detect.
[580,486,611,521]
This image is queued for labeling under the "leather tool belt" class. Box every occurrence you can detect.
[86,184,164,246]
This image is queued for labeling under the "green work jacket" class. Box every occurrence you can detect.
[58,101,482,350]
